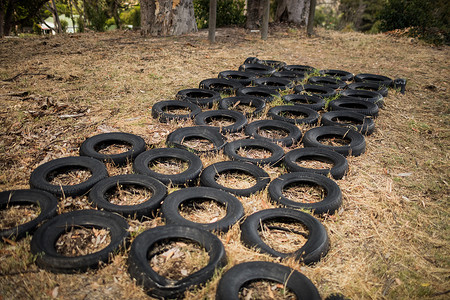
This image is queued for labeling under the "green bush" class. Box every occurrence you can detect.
[378,0,449,44]
[120,5,141,28]
[194,0,246,29]
[314,6,342,30]
[60,19,68,32]
[85,0,108,32]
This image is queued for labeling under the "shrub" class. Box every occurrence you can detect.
[314,6,342,30]
[120,5,141,28]
[194,0,246,29]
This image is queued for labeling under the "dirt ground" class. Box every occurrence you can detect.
[0,25,449,299]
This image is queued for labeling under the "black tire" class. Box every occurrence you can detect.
[133,148,203,186]
[282,65,315,75]
[282,94,326,111]
[268,105,320,125]
[194,110,247,133]
[321,111,375,135]
[340,89,384,108]
[224,138,285,166]
[218,70,256,86]
[302,126,366,157]
[244,119,302,147]
[294,84,337,99]
[243,57,259,64]
[200,161,270,197]
[236,87,281,102]
[79,132,146,166]
[176,88,221,108]
[256,59,287,70]
[128,225,227,299]
[219,96,266,118]
[308,76,347,89]
[284,148,348,180]
[216,261,321,300]
[268,172,342,215]
[29,156,108,197]
[347,82,389,97]
[354,73,393,87]
[199,78,243,94]
[161,187,244,232]
[272,70,306,83]
[0,189,58,241]
[240,208,329,264]
[319,69,354,81]
[329,97,379,117]
[238,63,276,76]
[151,100,201,123]
[253,77,293,91]
[89,174,167,219]
[166,126,226,154]
[30,209,129,273]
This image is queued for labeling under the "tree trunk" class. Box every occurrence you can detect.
[51,0,63,33]
[208,0,217,43]
[275,0,310,26]
[0,2,5,37]
[246,0,264,29]
[306,0,316,35]
[3,0,16,36]
[140,0,197,36]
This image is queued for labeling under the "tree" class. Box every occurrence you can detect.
[140,0,197,36]
[0,0,48,37]
[245,0,264,29]
[274,0,310,26]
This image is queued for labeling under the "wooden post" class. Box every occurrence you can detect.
[261,0,270,40]
[307,0,317,36]
[208,0,217,43]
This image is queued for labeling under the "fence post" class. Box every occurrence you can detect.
[209,0,217,43]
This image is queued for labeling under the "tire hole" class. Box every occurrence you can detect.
[257,127,289,139]
[55,227,111,257]
[148,238,209,281]
[162,105,192,115]
[94,141,132,155]
[317,134,351,146]
[237,146,272,159]
[282,182,326,204]
[179,199,227,224]
[239,279,296,300]
[47,166,92,186]
[105,184,153,206]
[148,157,189,175]
[0,204,40,229]
[205,116,235,128]
[215,170,258,189]
[182,137,215,151]
[294,157,333,170]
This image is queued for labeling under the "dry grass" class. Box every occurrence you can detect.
[179,199,227,224]
[215,171,258,189]
[282,182,326,204]
[0,204,40,230]
[48,167,92,186]
[55,227,111,257]
[239,280,296,299]
[105,184,153,206]
[0,26,449,300]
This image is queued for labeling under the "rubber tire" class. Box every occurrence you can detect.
[268,105,320,125]
[176,88,221,108]
[321,111,375,135]
[29,156,108,197]
[253,77,293,91]
[200,161,270,197]
[347,82,388,97]
[238,63,276,76]
[133,148,203,186]
[319,69,354,81]
[216,261,321,300]
[79,132,146,166]
[240,208,329,264]
[219,96,266,118]
[30,209,129,273]
[268,172,342,215]
[166,126,226,154]
[199,78,243,94]
[244,119,302,147]
[282,94,326,111]
[89,174,167,219]
[243,57,259,64]
[236,87,281,102]
[0,189,58,241]
[302,126,366,157]
[282,65,315,75]
[283,148,348,180]
[224,138,285,166]
[294,84,337,99]
[340,89,384,108]
[354,73,393,87]
[308,76,347,89]
[161,187,244,232]
[256,59,287,70]
[218,70,256,86]
[329,97,379,117]
[151,100,201,123]
[194,109,247,133]
[128,225,227,299]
